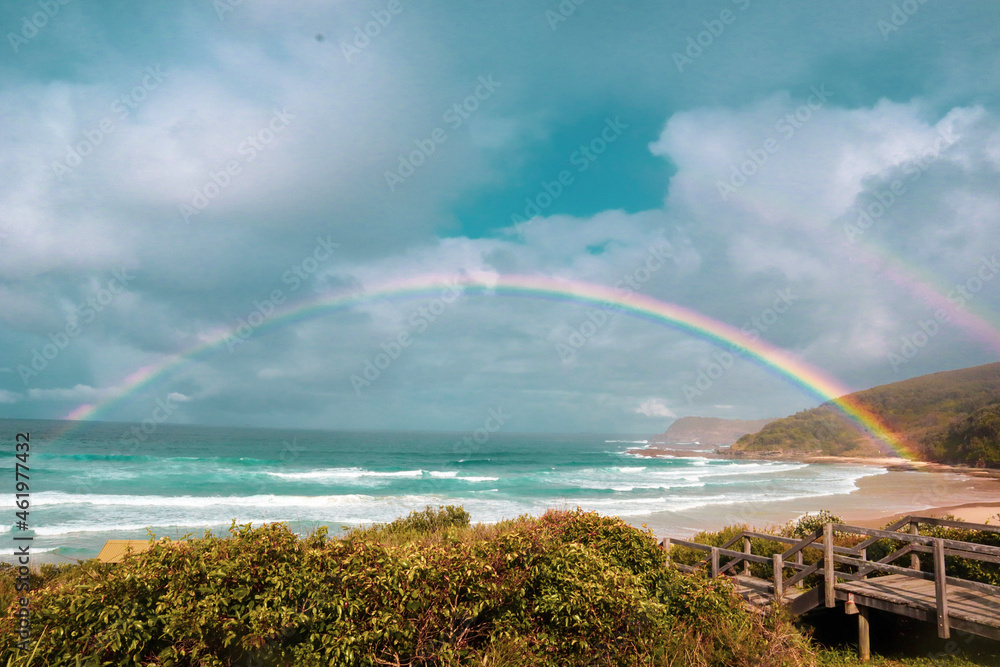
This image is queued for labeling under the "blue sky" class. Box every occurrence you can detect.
[1,0,998,433]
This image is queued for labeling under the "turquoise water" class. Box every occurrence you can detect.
[2,419,883,560]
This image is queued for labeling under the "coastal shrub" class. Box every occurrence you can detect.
[783,511,844,538]
[0,510,816,666]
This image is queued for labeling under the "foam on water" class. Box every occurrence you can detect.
[4,419,891,558]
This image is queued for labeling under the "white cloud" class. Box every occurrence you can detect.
[0,390,21,404]
[634,399,677,418]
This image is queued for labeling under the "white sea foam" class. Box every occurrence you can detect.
[265,468,427,480]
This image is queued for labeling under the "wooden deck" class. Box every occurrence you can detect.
[661,515,1000,660]
[838,574,1000,641]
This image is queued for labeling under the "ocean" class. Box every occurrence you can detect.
[2,419,887,561]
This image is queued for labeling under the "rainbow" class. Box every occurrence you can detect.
[722,188,1000,355]
[61,273,916,458]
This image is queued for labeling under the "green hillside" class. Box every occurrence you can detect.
[731,362,1000,465]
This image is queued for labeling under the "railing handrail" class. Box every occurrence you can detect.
[831,524,1000,558]
[909,515,1000,535]
[662,517,1000,617]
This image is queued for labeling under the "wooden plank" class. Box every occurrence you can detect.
[912,515,1000,535]
[784,561,820,589]
[721,532,749,550]
[935,538,950,639]
[773,553,784,602]
[732,575,776,596]
[837,575,1000,630]
[825,523,835,608]
[96,539,152,564]
[788,586,822,616]
[743,536,751,576]
[857,544,917,578]
[910,522,920,571]
[780,529,820,560]
[907,543,1000,566]
[670,538,712,551]
[836,553,934,581]
[858,605,871,662]
[711,547,720,578]
[854,515,912,552]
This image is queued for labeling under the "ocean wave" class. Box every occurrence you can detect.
[266,468,423,480]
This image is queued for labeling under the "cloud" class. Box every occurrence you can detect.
[0,390,20,404]
[634,399,677,419]
[27,385,113,402]
[0,1,998,431]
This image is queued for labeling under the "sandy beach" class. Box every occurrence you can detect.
[628,446,1000,537]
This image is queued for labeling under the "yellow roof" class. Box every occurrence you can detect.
[96,539,152,564]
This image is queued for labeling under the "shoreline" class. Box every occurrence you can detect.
[627,445,1000,480]
[626,444,1000,537]
[846,501,1000,529]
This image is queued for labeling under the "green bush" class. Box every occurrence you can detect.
[0,510,816,666]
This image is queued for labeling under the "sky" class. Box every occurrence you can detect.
[0,0,998,434]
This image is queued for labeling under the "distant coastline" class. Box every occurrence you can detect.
[629,442,1000,478]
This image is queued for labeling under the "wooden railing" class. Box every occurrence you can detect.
[825,521,1000,639]
[660,515,1000,640]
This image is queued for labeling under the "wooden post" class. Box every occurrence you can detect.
[743,536,751,576]
[662,537,671,567]
[910,521,920,570]
[824,523,835,608]
[858,605,871,662]
[859,547,867,580]
[934,538,950,639]
[773,553,784,602]
[711,547,720,578]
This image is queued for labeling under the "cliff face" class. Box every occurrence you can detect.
[732,362,1000,465]
[651,416,776,447]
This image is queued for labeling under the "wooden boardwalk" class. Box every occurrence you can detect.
[661,516,1000,660]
